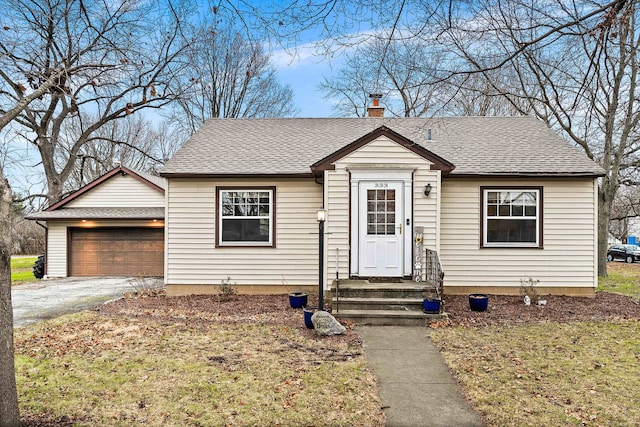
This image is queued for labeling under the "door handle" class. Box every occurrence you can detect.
[397,223,402,235]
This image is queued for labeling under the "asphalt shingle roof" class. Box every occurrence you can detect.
[26,207,165,220]
[160,117,604,177]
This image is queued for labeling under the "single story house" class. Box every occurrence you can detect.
[159,114,604,297]
[27,166,165,277]
[28,112,604,297]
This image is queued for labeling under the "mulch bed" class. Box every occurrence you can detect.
[441,292,640,327]
[96,290,640,331]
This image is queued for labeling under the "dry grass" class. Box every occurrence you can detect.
[599,262,640,298]
[431,321,640,426]
[15,311,384,426]
[431,264,640,426]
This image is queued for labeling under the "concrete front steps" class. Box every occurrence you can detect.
[330,279,447,326]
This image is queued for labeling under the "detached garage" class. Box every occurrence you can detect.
[27,167,166,278]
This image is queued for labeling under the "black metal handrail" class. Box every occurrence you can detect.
[425,248,445,299]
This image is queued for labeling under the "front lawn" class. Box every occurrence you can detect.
[431,320,640,426]
[429,266,640,426]
[11,256,37,284]
[598,262,640,298]
[14,296,385,426]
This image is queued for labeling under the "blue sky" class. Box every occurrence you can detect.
[271,44,343,118]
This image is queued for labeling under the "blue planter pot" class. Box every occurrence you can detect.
[288,292,308,309]
[422,298,441,314]
[303,307,316,329]
[469,294,489,312]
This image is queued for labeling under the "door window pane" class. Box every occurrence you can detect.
[366,188,396,235]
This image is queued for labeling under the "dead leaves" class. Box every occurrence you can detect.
[431,321,640,426]
[440,292,640,328]
[15,301,382,427]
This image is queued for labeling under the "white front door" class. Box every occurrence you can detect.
[358,181,404,277]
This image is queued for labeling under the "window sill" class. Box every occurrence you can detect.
[216,243,275,248]
[481,244,543,249]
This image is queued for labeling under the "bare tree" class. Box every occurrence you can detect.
[0,0,190,205]
[62,115,184,191]
[320,37,447,117]
[609,184,640,242]
[441,72,531,117]
[0,1,189,417]
[430,0,640,276]
[0,172,17,426]
[169,5,297,134]
[320,35,527,117]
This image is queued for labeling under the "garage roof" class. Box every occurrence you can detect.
[27,166,166,221]
[27,207,164,220]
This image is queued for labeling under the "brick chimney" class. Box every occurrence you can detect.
[367,94,384,117]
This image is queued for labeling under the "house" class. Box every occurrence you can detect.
[159,114,604,297]
[27,166,165,277]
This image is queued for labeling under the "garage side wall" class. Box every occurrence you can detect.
[440,178,598,296]
[47,223,69,277]
[165,178,323,295]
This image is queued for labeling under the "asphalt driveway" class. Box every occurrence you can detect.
[12,277,162,327]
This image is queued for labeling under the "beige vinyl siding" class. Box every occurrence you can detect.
[326,136,438,281]
[46,223,68,277]
[46,220,163,277]
[336,137,434,167]
[440,178,597,290]
[68,174,165,208]
[324,168,350,283]
[413,169,440,251]
[166,178,322,286]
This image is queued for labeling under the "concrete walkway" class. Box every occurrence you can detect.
[358,326,483,427]
[12,277,161,327]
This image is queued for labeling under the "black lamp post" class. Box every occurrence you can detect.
[317,208,326,310]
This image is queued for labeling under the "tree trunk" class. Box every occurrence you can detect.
[0,173,19,426]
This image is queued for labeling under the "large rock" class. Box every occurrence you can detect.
[311,311,346,336]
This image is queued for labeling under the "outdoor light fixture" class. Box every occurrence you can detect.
[317,208,326,311]
[317,208,326,222]
[424,183,432,197]
[81,219,87,223]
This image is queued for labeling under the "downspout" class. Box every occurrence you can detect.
[35,220,48,277]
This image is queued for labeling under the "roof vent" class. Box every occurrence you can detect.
[367,94,384,118]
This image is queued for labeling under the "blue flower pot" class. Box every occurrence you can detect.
[469,294,489,312]
[288,292,308,309]
[422,298,441,314]
[303,307,315,329]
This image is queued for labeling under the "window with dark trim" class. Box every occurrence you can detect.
[217,188,274,246]
[481,187,542,248]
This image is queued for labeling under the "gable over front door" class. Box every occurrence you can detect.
[350,170,413,277]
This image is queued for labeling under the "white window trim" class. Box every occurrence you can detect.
[482,188,540,248]
[218,189,274,246]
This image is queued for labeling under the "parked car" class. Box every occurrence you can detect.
[606,244,640,263]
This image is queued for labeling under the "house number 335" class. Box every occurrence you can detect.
[374,183,388,188]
